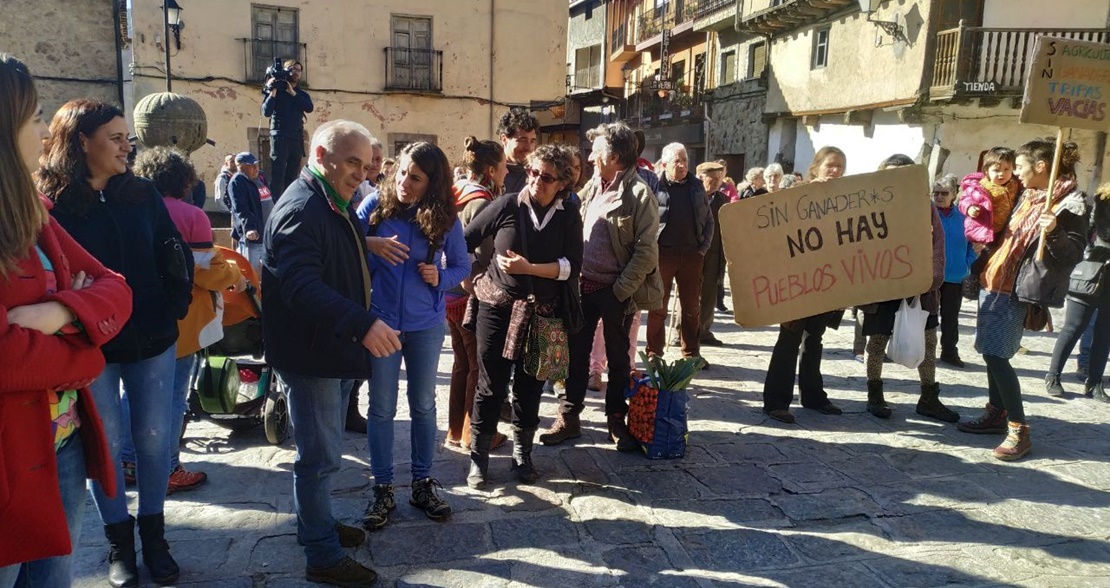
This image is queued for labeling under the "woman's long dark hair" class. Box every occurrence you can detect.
[36,98,126,213]
[371,141,457,245]
[0,54,48,278]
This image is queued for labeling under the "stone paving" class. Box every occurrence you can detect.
[72,304,1110,587]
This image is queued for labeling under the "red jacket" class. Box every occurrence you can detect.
[0,200,132,567]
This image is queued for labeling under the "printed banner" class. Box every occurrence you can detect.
[1020,36,1110,132]
[720,165,934,327]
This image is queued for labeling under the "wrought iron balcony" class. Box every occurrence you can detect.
[384,47,443,93]
[636,0,701,45]
[930,26,1110,100]
[695,0,734,20]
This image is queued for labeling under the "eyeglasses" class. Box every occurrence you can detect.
[933,191,950,196]
[527,168,558,185]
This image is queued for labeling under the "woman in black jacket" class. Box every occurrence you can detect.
[463,145,583,489]
[38,99,192,587]
[1045,183,1110,401]
[957,139,1088,461]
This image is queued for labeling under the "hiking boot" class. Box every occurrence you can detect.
[763,408,795,424]
[866,380,892,419]
[137,513,179,584]
[916,383,960,423]
[587,372,603,391]
[607,413,638,452]
[992,422,1031,461]
[298,523,366,548]
[468,433,493,490]
[939,351,965,368]
[360,484,395,531]
[166,464,207,495]
[511,428,539,484]
[1089,381,1110,403]
[410,478,451,520]
[539,412,581,446]
[122,461,136,486]
[1045,374,1066,398]
[103,517,138,588]
[305,556,378,587]
[957,403,1008,434]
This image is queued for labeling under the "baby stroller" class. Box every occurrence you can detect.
[188,246,289,444]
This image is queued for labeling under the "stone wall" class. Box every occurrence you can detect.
[707,78,769,167]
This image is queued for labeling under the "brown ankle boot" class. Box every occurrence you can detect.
[607,413,638,452]
[539,413,581,446]
[957,402,1008,434]
[992,422,1031,461]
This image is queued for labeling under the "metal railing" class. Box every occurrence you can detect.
[384,47,443,93]
[695,0,734,20]
[637,0,701,44]
[931,26,1110,97]
[611,21,629,53]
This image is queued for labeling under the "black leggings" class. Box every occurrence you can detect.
[984,354,1024,423]
[1048,295,1110,387]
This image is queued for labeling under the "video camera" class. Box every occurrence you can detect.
[264,57,292,92]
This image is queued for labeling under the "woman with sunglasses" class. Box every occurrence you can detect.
[0,53,132,588]
[464,145,583,489]
[38,99,193,587]
[933,173,976,368]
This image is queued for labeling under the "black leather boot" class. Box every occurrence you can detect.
[137,513,180,584]
[867,379,892,418]
[511,427,539,483]
[103,517,139,588]
[916,382,960,423]
[468,433,493,490]
[345,380,368,434]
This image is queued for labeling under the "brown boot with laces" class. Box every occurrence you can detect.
[539,413,581,446]
[992,422,1031,461]
[957,403,1008,434]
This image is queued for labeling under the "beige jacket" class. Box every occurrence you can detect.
[580,166,664,312]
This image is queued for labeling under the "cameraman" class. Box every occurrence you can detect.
[261,59,313,198]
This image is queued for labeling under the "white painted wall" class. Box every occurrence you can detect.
[983,0,1110,28]
[797,112,927,175]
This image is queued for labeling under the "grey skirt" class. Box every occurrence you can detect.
[975,290,1027,359]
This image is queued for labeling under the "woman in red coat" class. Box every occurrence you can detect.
[0,54,133,586]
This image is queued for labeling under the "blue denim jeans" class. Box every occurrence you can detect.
[88,344,177,524]
[238,239,264,277]
[121,353,196,469]
[367,323,445,485]
[277,369,351,569]
[0,435,86,588]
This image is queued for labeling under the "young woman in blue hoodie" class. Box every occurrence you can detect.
[356,142,470,530]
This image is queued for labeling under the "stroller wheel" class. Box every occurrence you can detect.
[263,386,289,445]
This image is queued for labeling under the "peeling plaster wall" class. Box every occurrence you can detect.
[1,0,120,115]
[128,0,567,190]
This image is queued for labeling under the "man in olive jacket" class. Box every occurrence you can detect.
[541,122,663,450]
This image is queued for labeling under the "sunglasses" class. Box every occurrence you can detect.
[933,190,950,196]
[527,168,558,185]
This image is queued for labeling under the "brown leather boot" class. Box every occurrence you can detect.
[957,402,1008,434]
[992,422,1031,461]
[539,413,581,446]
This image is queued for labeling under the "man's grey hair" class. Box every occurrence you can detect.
[586,122,637,168]
[764,163,784,180]
[661,142,687,164]
[369,137,383,151]
[310,120,374,156]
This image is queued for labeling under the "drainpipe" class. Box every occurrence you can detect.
[113,0,125,106]
[704,30,712,161]
[489,0,496,137]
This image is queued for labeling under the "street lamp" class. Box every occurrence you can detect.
[162,0,184,91]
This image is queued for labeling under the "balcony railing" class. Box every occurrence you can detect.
[637,0,700,44]
[695,0,734,20]
[239,38,308,85]
[384,47,443,93]
[930,26,1110,99]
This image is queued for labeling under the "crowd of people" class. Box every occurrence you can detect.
[2,49,1109,588]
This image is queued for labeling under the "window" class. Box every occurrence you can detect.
[387,15,440,91]
[574,44,602,90]
[250,5,301,83]
[748,42,767,78]
[671,59,686,87]
[811,26,830,69]
[939,0,984,29]
[771,0,786,6]
[720,51,736,85]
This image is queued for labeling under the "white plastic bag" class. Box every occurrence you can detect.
[889,296,928,368]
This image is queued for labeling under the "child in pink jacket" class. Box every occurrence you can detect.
[958,147,1021,246]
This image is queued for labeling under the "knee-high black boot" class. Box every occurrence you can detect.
[468,433,493,490]
[511,427,539,483]
[138,513,180,584]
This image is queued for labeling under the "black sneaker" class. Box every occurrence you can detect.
[360,484,395,531]
[305,556,378,587]
[410,478,451,521]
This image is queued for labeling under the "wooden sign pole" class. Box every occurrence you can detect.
[1035,127,1065,261]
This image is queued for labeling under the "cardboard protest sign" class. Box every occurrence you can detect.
[1020,36,1110,132]
[719,165,934,327]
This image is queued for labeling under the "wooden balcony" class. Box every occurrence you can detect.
[610,21,637,62]
[930,26,1110,101]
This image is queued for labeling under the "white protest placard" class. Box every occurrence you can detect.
[1020,36,1110,132]
[719,165,934,327]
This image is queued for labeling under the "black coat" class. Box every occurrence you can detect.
[51,173,193,363]
[1013,188,1089,308]
[229,172,263,240]
[261,169,377,379]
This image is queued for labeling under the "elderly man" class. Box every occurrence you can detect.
[263,120,401,587]
[646,143,714,364]
[228,152,274,275]
[498,107,539,194]
[541,123,663,450]
[696,162,730,346]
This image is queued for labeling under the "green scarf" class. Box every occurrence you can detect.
[309,166,349,213]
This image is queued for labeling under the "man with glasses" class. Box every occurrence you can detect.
[262,59,314,198]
